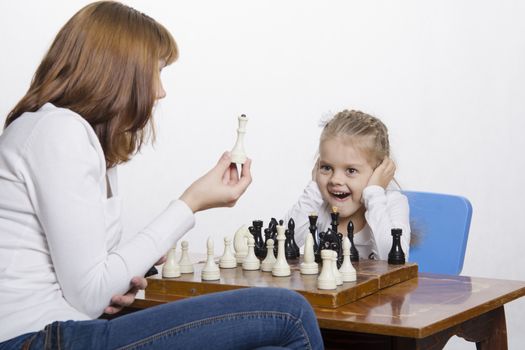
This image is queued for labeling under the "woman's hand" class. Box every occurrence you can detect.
[180,152,252,213]
[367,157,396,189]
[103,276,147,315]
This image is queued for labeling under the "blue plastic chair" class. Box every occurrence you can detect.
[403,191,472,275]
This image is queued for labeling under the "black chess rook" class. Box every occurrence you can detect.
[388,228,405,265]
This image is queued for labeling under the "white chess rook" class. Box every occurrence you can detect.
[300,233,319,275]
[272,225,291,277]
[339,236,356,282]
[178,240,194,274]
[230,114,248,164]
[201,237,220,281]
[219,236,237,269]
[242,237,260,270]
[317,249,337,290]
[260,239,277,272]
[162,246,181,278]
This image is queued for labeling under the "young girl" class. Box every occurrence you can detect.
[0,2,323,349]
[284,109,410,260]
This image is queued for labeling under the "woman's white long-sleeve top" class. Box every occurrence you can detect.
[283,181,410,261]
[0,103,195,342]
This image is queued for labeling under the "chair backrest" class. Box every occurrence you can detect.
[403,191,472,275]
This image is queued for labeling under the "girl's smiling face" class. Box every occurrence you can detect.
[316,135,375,230]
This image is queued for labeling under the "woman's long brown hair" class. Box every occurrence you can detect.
[5,1,178,168]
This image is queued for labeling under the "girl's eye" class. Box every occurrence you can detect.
[346,168,358,175]
[319,165,332,173]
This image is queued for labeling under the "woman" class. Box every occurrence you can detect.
[0,2,323,349]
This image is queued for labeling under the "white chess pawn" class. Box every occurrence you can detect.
[272,225,291,277]
[339,236,357,282]
[219,236,237,269]
[231,114,248,165]
[201,237,220,281]
[317,250,337,290]
[332,251,343,286]
[162,246,181,278]
[242,237,260,270]
[261,239,277,272]
[178,240,194,274]
[234,225,250,264]
[300,233,319,275]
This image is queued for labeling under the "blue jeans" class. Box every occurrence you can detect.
[0,287,324,349]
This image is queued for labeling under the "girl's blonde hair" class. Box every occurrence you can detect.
[5,1,178,168]
[320,109,390,167]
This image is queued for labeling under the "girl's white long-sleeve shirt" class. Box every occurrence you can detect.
[283,181,410,261]
[0,103,195,342]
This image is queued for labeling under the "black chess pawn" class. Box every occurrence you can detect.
[249,220,265,259]
[388,228,405,265]
[347,220,359,262]
[287,218,300,259]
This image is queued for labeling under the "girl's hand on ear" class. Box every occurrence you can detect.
[367,157,396,189]
[180,152,252,213]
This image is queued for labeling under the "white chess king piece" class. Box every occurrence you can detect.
[179,240,194,274]
[317,250,337,290]
[230,114,248,164]
[332,251,343,286]
[201,237,220,281]
[219,236,237,269]
[242,237,260,270]
[234,225,251,264]
[272,225,291,277]
[261,239,277,272]
[339,236,357,282]
[300,233,319,275]
[162,246,181,278]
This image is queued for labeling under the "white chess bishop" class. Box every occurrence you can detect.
[339,236,356,282]
[300,233,318,275]
[178,240,194,274]
[230,114,248,165]
[201,237,220,281]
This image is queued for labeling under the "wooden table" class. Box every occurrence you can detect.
[128,270,525,350]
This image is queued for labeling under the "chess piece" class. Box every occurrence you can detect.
[388,228,406,265]
[317,249,337,290]
[248,220,266,259]
[261,239,277,272]
[242,237,261,270]
[308,213,320,259]
[339,237,356,282]
[162,246,181,278]
[201,237,220,281]
[332,251,343,286]
[288,218,300,259]
[318,207,343,268]
[347,220,359,262]
[230,114,248,164]
[284,219,299,260]
[272,225,291,277]
[219,236,237,269]
[300,233,318,275]
[179,240,194,273]
[234,225,251,264]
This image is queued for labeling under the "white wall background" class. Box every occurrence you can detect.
[1,1,524,348]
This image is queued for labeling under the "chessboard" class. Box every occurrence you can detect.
[145,258,418,309]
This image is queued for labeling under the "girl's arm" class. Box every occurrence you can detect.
[282,181,325,248]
